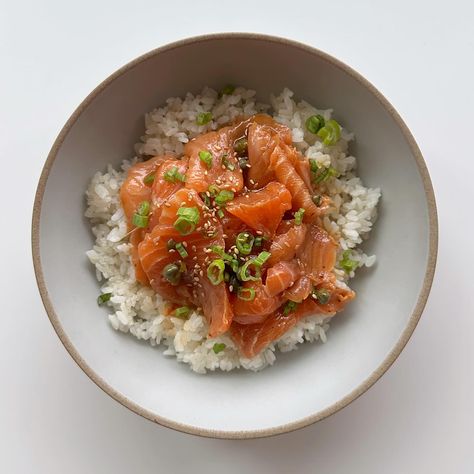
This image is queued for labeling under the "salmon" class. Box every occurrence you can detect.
[297,224,338,284]
[220,212,248,248]
[268,223,307,265]
[264,261,300,297]
[148,158,188,229]
[269,145,321,222]
[226,182,292,236]
[284,275,312,302]
[138,188,233,337]
[232,281,283,325]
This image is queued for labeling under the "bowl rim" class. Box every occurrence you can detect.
[31,32,438,440]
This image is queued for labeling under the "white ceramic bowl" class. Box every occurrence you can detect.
[32,33,437,439]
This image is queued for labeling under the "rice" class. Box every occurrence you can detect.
[85,87,381,373]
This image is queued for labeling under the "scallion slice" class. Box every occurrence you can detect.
[198,150,213,168]
[317,119,341,146]
[162,263,181,285]
[132,213,149,228]
[236,232,254,255]
[215,190,234,207]
[163,166,186,183]
[340,250,358,273]
[207,259,225,285]
[254,251,271,266]
[173,306,191,319]
[237,287,256,301]
[233,137,248,155]
[238,259,261,281]
[220,84,235,96]
[196,112,212,126]
[97,292,112,306]
[294,208,305,225]
[306,114,325,134]
[143,172,155,186]
[173,206,200,235]
[212,342,226,354]
[283,300,298,315]
[221,154,235,171]
[313,288,331,305]
[208,184,220,197]
[175,242,188,258]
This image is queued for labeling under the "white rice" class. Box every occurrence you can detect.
[85,87,381,373]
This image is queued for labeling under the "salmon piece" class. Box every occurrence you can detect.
[120,155,171,227]
[220,212,248,248]
[308,281,356,315]
[184,129,243,194]
[232,282,283,325]
[138,188,233,337]
[264,261,300,297]
[226,182,292,236]
[284,275,312,302]
[269,145,321,222]
[297,224,338,284]
[129,228,149,285]
[231,285,354,358]
[247,121,293,189]
[268,223,307,265]
[148,158,188,229]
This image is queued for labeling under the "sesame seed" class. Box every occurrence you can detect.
[193,256,198,261]
[182,241,188,247]
[164,202,171,207]
[246,163,251,168]
[199,270,204,277]
[222,234,228,239]
[249,179,255,185]
[192,245,197,252]
[245,194,250,199]
[256,230,263,235]
[229,285,234,292]
[194,276,200,282]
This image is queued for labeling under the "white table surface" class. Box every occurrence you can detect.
[2,0,473,472]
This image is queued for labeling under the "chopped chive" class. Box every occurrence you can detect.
[238,259,261,282]
[212,342,226,354]
[313,288,331,305]
[233,137,248,155]
[221,154,235,171]
[313,166,339,184]
[132,213,149,228]
[254,251,271,266]
[162,263,181,285]
[237,287,256,301]
[317,119,341,146]
[306,114,325,134]
[340,250,358,273]
[312,195,322,206]
[217,209,225,219]
[167,239,177,250]
[220,84,235,96]
[238,156,249,169]
[196,112,212,126]
[283,300,298,315]
[143,172,155,186]
[137,200,150,216]
[200,192,211,207]
[164,166,186,183]
[175,242,188,258]
[97,292,112,306]
[236,232,254,255]
[224,271,230,282]
[214,190,234,207]
[207,259,225,285]
[174,207,200,235]
[198,150,213,168]
[254,236,263,247]
[208,184,220,197]
[173,306,191,319]
[294,208,305,225]
[309,159,319,173]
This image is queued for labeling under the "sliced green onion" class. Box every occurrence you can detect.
[215,190,234,207]
[224,271,230,283]
[283,300,298,315]
[164,167,186,183]
[238,156,249,169]
[233,137,248,155]
[207,259,225,285]
[229,258,239,273]
[198,150,213,168]
[228,274,240,292]
[317,119,341,146]
[238,287,256,301]
[167,239,177,250]
[212,342,226,354]
[238,259,261,281]
[236,232,254,255]
[132,213,149,228]
[137,200,150,216]
[200,192,211,207]
[208,184,220,197]
[173,306,191,319]
[221,154,235,171]
[175,242,188,258]
[254,236,263,247]
[312,194,322,206]
[294,208,305,225]
[254,251,271,266]
[220,84,235,96]
[309,159,319,173]
[97,292,112,306]
[217,209,225,219]
[313,288,331,305]
[162,263,181,285]
[340,250,358,273]
[313,166,339,184]
[196,112,212,125]
[143,172,155,186]
[306,114,325,134]
[174,207,200,235]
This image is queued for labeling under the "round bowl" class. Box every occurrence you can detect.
[32,33,437,439]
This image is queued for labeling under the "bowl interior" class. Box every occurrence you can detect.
[36,36,434,436]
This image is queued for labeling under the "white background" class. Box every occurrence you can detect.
[2,0,473,472]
